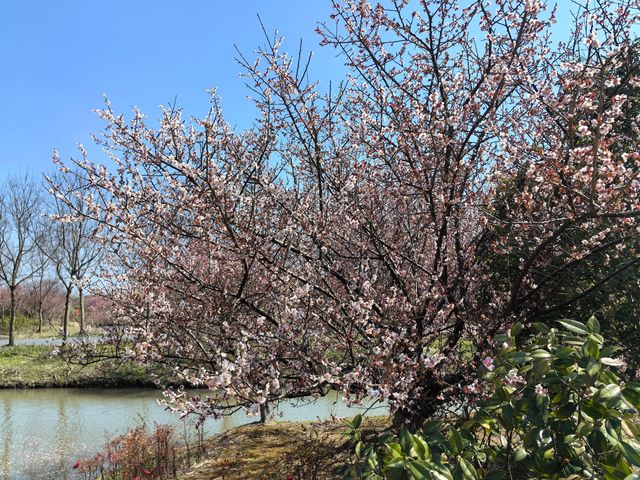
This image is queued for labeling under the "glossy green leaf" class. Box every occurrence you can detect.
[510,323,523,337]
[532,322,550,333]
[582,339,600,359]
[508,352,532,364]
[406,459,434,480]
[587,316,601,333]
[622,388,640,409]
[385,463,408,480]
[400,426,412,454]
[557,319,588,335]
[388,442,403,456]
[597,384,622,402]
[530,349,552,359]
[586,360,601,377]
[458,458,478,480]
[411,435,429,460]
[621,440,640,467]
[501,404,515,429]
[447,430,464,455]
[352,414,363,429]
[601,357,627,367]
[622,419,640,438]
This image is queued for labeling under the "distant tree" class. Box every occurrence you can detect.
[83,294,113,326]
[74,244,102,333]
[23,247,59,334]
[0,174,44,346]
[43,172,101,339]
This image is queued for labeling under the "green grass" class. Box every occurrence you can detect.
[0,344,157,388]
[0,316,85,340]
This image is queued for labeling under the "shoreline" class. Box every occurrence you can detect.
[0,376,161,389]
[76,417,388,480]
[0,343,180,390]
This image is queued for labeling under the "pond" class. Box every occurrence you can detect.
[0,388,383,480]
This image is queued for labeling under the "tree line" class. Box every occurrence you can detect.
[0,173,103,345]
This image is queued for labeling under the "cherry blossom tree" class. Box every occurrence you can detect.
[54,0,640,428]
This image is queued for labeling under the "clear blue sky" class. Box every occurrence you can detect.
[0,1,573,179]
[0,1,340,178]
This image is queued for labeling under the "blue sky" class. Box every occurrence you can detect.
[0,1,573,179]
[0,1,340,178]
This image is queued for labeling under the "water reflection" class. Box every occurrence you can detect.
[0,388,384,479]
[3,399,11,480]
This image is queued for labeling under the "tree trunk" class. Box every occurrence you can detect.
[259,402,270,424]
[62,286,72,342]
[37,303,44,334]
[392,397,439,433]
[8,287,16,347]
[78,287,85,334]
[391,374,463,432]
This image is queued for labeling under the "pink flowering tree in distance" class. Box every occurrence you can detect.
[51,0,640,428]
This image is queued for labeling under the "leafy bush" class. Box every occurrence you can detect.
[339,317,640,479]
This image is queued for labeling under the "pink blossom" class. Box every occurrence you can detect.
[534,384,548,397]
[482,357,495,371]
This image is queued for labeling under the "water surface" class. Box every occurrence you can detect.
[0,388,382,479]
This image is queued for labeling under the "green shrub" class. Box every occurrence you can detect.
[339,317,640,479]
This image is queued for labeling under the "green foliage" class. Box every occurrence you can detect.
[340,317,640,479]
[0,312,41,331]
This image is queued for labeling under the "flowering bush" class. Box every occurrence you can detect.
[340,317,640,479]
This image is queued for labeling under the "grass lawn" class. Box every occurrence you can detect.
[0,344,155,388]
[0,321,85,340]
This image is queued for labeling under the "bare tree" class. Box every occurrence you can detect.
[44,172,101,339]
[74,242,101,333]
[0,174,43,346]
[24,247,58,333]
